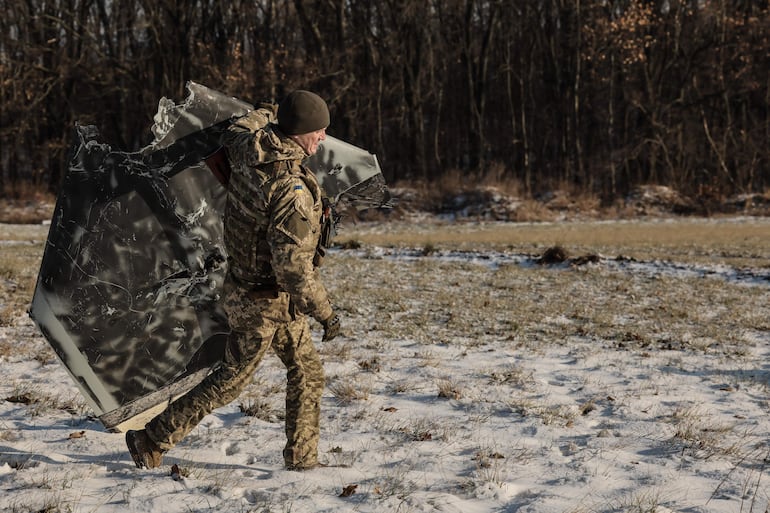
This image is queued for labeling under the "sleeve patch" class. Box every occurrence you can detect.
[276,208,311,245]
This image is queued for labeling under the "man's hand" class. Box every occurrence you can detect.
[321,314,341,341]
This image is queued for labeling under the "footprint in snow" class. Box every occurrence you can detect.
[224,441,239,456]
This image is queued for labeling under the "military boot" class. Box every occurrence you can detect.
[126,429,165,469]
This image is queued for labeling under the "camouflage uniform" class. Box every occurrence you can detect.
[145,106,332,469]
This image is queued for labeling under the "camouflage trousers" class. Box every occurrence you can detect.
[146,277,325,469]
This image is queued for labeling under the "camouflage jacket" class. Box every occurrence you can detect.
[222,108,333,323]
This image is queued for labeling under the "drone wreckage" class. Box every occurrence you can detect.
[29,82,391,432]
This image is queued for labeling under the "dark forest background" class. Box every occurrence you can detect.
[1,0,768,204]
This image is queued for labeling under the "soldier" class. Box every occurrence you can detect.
[126,90,341,471]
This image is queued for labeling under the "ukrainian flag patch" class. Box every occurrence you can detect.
[294,185,303,191]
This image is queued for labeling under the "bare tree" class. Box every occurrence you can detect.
[1,0,767,201]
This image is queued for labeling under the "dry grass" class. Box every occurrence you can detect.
[2,219,766,364]
[328,377,371,405]
[0,194,55,225]
[337,217,770,268]
[1,216,768,511]
[238,396,281,422]
[665,405,745,460]
[325,232,769,370]
[4,382,90,418]
[0,240,45,326]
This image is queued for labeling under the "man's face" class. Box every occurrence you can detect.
[291,128,327,156]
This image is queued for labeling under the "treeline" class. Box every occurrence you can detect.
[1,0,768,201]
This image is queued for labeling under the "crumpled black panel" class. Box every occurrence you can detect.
[29,82,390,431]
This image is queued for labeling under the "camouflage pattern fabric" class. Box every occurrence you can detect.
[144,109,332,469]
[223,109,333,322]
[31,82,386,433]
[146,276,324,468]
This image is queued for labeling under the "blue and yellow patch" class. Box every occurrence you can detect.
[294,185,304,192]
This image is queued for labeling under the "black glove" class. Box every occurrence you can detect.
[321,314,341,341]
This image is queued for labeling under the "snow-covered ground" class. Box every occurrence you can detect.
[1,219,769,513]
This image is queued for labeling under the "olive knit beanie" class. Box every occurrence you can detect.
[277,90,330,135]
